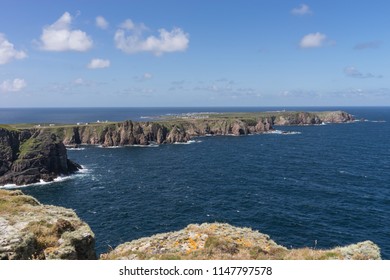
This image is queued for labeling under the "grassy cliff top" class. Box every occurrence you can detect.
[2,110,351,130]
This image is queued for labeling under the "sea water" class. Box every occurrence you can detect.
[1,107,389,258]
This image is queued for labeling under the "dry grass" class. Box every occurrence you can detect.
[0,190,39,216]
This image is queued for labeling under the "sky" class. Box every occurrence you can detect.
[0,0,390,107]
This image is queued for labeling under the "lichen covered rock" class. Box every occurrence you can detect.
[101,223,380,260]
[0,190,96,260]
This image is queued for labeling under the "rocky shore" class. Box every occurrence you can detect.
[0,190,380,260]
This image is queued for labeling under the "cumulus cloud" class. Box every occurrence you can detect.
[299,32,327,48]
[87,58,110,69]
[39,12,93,51]
[291,4,312,16]
[0,34,27,65]
[354,41,382,50]
[96,16,109,30]
[0,78,27,92]
[115,19,189,56]
[343,66,382,79]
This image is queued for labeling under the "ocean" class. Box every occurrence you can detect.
[1,107,389,259]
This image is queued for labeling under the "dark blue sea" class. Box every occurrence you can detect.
[1,107,389,259]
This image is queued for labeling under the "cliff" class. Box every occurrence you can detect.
[101,223,380,260]
[0,189,96,260]
[51,110,353,147]
[55,118,273,147]
[0,126,81,186]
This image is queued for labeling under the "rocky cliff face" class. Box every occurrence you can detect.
[272,111,353,125]
[101,223,380,260]
[0,126,81,186]
[57,117,273,147]
[52,111,352,147]
[0,190,96,260]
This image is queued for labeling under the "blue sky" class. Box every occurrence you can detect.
[0,0,389,107]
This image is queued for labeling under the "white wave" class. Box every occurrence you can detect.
[265,130,301,135]
[131,144,159,148]
[173,140,196,145]
[0,165,90,189]
[371,120,387,123]
[67,147,85,151]
[0,176,73,189]
[77,166,90,174]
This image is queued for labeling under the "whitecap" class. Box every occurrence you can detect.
[131,144,159,148]
[173,140,196,145]
[66,147,85,151]
[265,130,301,135]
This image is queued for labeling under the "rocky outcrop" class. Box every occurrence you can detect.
[273,111,353,125]
[0,190,96,260]
[101,223,380,260]
[0,126,81,186]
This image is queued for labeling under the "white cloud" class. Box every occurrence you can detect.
[115,19,189,56]
[0,34,27,65]
[143,72,152,79]
[0,78,27,92]
[39,12,93,52]
[87,58,110,69]
[291,4,312,16]
[73,78,85,85]
[299,32,327,48]
[343,66,382,79]
[96,16,109,30]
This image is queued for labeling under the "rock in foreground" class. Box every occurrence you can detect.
[101,223,380,260]
[0,190,96,260]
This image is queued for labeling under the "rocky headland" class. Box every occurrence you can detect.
[52,110,353,147]
[0,190,380,260]
[0,126,81,186]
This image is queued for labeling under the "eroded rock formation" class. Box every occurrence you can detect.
[0,126,81,186]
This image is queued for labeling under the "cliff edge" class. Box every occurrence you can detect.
[101,223,380,260]
[0,189,96,260]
